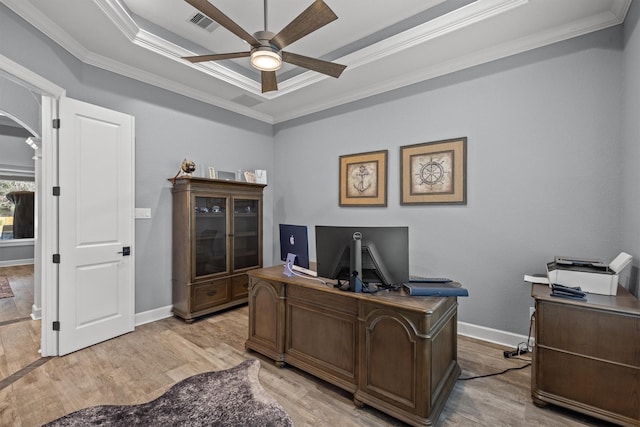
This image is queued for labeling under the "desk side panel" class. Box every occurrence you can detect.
[246,278,285,362]
[285,285,359,391]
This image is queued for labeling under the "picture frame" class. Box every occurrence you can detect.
[339,150,387,207]
[244,170,256,183]
[400,137,467,205]
[207,166,217,179]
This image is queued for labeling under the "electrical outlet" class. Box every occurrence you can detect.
[529,306,536,318]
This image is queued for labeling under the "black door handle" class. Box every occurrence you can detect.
[117,246,131,256]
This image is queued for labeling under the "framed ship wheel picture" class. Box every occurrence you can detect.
[400,137,467,205]
[339,150,388,207]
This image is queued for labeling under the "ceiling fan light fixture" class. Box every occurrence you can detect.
[250,47,281,71]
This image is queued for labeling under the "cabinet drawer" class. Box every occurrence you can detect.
[538,302,640,367]
[192,279,230,312]
[231,274,249,299]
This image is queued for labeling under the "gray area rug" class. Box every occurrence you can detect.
[43,359,293,426]
[0,275,14,299]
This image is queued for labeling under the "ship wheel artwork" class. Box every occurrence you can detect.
[400,137,466,205]
[416,157,447,187]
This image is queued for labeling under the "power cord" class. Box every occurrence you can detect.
[504,310,535,359]
[458,362,531,381]
[458,310,535,381]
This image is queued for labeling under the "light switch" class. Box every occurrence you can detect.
[135,208,151,219]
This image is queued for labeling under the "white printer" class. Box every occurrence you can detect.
[546,252,632,296]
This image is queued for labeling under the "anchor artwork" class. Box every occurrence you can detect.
[347,162,377,197]
[339,150,388,207]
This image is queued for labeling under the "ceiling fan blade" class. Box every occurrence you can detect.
[281,51,346,78]
[184,0,260,47]
[182,52,251,63]
[261,71,278,93]
[270,0,338,50]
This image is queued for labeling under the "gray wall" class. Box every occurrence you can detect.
[273,26,626,336]
[0,75,40,136]
[0,4,275,313]
[622,0,640,296]
[0,133,33,170]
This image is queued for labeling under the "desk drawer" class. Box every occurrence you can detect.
[192,279,230,312]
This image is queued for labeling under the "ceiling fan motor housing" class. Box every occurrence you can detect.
[251,31,282,71]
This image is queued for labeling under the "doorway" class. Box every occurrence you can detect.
[1,53,64,357]
[0,111,37,324]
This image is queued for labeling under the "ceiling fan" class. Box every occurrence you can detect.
[182,0,347,93]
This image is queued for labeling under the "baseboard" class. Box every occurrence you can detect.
[134,305,173,326]
[458,321,533,348]
[0,258,34,267]
[31,303,42,320]
[132,306,530,351]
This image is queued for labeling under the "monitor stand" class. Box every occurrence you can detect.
[349,233,362,292]
[284,253,297,277]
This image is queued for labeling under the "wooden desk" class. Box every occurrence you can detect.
[246,265,461,426]
[531,284,640,426]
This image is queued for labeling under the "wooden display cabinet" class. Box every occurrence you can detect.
[170,176,266,322]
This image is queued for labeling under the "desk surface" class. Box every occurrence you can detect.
[249,264,461,314]
[531,283,640,314]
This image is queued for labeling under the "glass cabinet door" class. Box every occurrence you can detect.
[233,198,260,270]
[194,196,227,277]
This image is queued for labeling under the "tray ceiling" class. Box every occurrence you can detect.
[0,0,631,123]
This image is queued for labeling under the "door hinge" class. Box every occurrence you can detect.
[53,186,61,196]
[52,321,60,331]
[52,254,60,263]
[52,118,60,129]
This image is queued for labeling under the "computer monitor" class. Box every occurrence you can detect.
[279,224,310,269]
[315,225,409,287]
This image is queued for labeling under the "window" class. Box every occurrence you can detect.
[0,178,36,240]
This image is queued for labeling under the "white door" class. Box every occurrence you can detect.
[57,97,135,355]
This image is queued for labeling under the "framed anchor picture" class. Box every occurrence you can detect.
[400,137,467,205]
[339,150,388,207]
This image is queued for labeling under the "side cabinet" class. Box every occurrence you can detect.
[531,284,640,427]
[170,176,266,322]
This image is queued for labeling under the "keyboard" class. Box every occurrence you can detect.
[292,264,318,277]
[409,276,452,283]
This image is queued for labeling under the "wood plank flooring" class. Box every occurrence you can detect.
[0,265,613,426]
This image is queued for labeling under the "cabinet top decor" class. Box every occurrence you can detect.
[170,176,267,190]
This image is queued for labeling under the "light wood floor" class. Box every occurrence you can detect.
[0,266,611,426]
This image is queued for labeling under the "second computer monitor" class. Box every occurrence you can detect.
[279,224,310,269]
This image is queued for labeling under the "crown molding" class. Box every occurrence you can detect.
[271,0,631,123]
[219,0,531,99]
[134,29,261,93]
[0,53,65,98]
[2,0,632,124]
[94,0,138,39]
[96,0,263,94]
[83,51,274,123]
[1,0,90,63]
[1,0,272,122]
